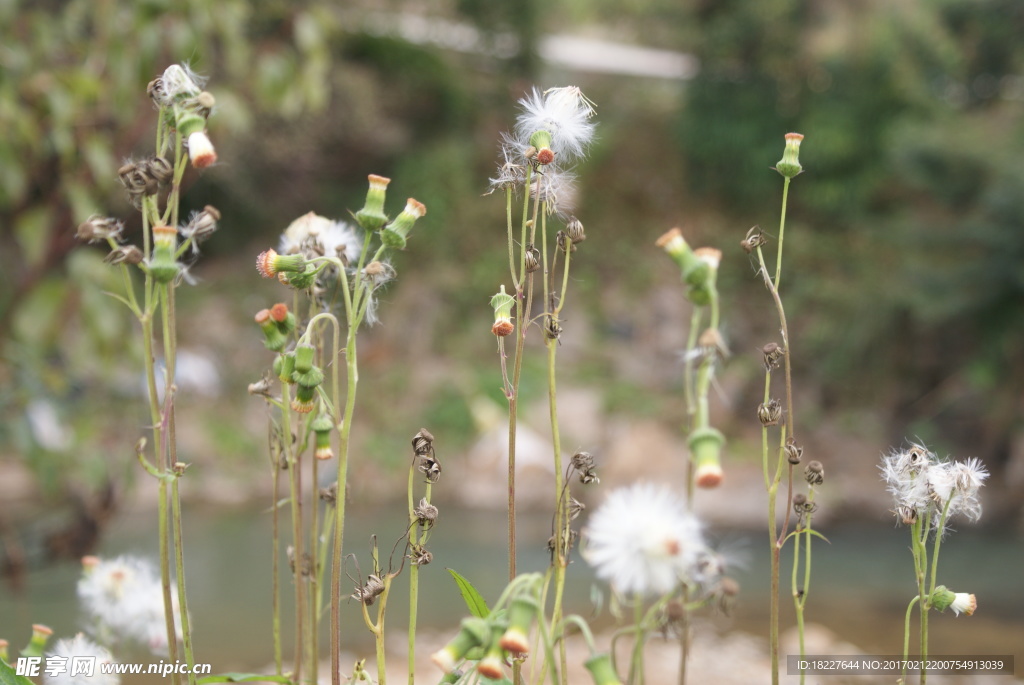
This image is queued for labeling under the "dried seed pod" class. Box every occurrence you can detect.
[417,455,441,484]
[524,244,541,273]
[78,216,124,243]
[408,544,433,566]
[805,460,824,486]
[351,574,385,605]
[565,215,586,244]
[413,497,438,529]
[104,245,144,265]
[740,225,767,253]
[762,342,784,370]
[757,399,782,426]
[568,497,586,521]
[785,437,803,465]
[247,375,274,397]
[412,428,434,456]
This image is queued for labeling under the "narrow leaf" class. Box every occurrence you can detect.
[446,568,489,618]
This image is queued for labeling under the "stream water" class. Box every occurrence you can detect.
[2,504,1022,675]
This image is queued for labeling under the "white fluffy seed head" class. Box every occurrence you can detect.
[514,86,596,165]
[45,634,119,685]
[583,482,705,597]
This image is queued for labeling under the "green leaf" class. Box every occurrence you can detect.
[0,657,38,685]
[446,568,489,618]
[197,674,293,684]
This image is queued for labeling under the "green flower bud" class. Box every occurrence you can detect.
[149,225,180,284]
[930,585,977,616]
[655,228,708,287]
[476,621,509,681]
[688,426,725,488]
[499,595,539,654]
[279,264,318,290]
[294,343,316,373]
[529,130,555,164]
[276,352,296,383]
[312,411,334,460]
[174,108,206,138]
[256,309,288,352]
[291,383,317,413]
[23,624,53,659]
[490,285,516,337]
[269,303,296,334]
[380,199,426,250]
[355,174,391,231]
[257,249,306,278]
[292,365,324,389]
[775,132,804,179]
[430,617,490,674]
[585,653,623,685]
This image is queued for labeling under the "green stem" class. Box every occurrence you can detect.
[629,597,645,685]
[901,595,921,684]
[271,433,283,675]
[774,176,791,290]
[161,284,196,685]
[280,382,305,683]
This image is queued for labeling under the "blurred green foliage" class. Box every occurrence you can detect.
[678,0,1024,459]
[2,0,1022,506]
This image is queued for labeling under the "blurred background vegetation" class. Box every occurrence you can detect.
[2,0,1023,552]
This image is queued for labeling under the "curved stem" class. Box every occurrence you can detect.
[902,595,921,684]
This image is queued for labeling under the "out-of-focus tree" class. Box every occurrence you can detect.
[677,0,1024,463]
[0,0,339,498]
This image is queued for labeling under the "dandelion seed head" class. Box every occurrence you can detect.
[583,483,705,597]
[279,213,362,264]
[45,634,119,685]
[514,86,596,164]
[77,555,180,656]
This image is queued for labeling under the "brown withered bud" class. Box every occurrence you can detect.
[762,342,784,370]
[104,245,144,265]
[413,497,438,529]
[78,216,124,243]
[556,230,575,253]
[896,504,917,525]
[719,576,741,598]
[146,156,174,185]
[417,455,441,484]
[172,462,189,475]
[571,452,600,485]
[571,451,595,471]
[319,483,338,504]
[182,205,220,246]
[698,327,730,361]
[758,399,782,426]
[408,544,433,566]
[805,460,824,486]
[351,574,385,605]
[544,318,562,341]
[412,428,434,456]
[524,244,541,273]
[248,374,274,398]
[740,225,767,254]
[547,529,579,557]
[785,437,803,465]
[147,77,167,106]
[566,215,586,244]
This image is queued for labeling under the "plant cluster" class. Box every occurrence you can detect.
[0,65,994,685]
